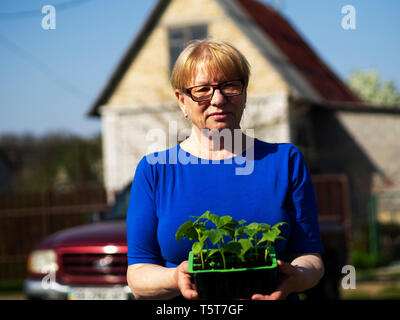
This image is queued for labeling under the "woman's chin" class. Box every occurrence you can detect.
[207,124,234,132]
[205,120,239,132]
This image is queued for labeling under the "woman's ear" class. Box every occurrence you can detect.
[175,89,187,117]
[175,89,184,107]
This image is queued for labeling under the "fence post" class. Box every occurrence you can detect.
[368,195,379,255]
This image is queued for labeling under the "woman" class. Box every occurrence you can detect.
[126,39,324,300]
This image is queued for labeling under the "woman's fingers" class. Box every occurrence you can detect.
[177,261,199,299]
[251,260,296,300]
[179,274,198,299]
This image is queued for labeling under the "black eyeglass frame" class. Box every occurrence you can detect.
[183,79,245,102]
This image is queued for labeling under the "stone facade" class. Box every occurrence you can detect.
[294,105,400,236]
[337,111,400,191]
[337,111,400,231]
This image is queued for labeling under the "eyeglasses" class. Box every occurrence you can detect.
[183,79,244,102]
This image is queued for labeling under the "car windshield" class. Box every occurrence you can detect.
[104,184,131,221]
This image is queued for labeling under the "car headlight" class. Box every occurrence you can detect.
[27,249,58,274]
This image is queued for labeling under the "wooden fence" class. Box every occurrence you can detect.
[0,188,108,281]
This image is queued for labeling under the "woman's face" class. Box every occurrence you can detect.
[175,62,247,133]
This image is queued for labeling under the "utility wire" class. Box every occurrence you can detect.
[0,0,92,20]
[0,32,90,100]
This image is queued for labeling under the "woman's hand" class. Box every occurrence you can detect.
[251,254,324,300]
[175,261,199,299]
[127,262,199,300]
[251,260,300,300]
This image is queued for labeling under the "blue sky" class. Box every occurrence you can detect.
[0,0,399,137]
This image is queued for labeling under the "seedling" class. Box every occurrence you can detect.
[176,211,286,270]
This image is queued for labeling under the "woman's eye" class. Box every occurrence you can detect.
[223,82,239,89]
[195,86,211,93]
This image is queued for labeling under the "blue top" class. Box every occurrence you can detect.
[126,139,323,267]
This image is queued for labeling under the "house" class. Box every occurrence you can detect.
[88,0,400,239]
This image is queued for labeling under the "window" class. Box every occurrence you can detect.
[168,25,208,73]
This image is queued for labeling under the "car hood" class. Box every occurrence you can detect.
[35,220,127,249]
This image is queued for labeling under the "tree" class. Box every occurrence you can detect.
[0,132,103,194]
[347,69,400,106]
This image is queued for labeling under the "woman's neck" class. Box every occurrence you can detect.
[180,127,250,160]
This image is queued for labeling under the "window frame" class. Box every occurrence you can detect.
[168,24,208,73]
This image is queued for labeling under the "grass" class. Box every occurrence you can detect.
[0,280,24,292]
[0,280,24,300]
[340,281,400,300]
[340,262,400,300]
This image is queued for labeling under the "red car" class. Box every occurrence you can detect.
[23,185,133,300]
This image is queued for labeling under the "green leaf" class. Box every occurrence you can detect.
[207,213,221,226]
[218,215,232,228]
[243,226,258,238]
[225,220,239,229]
[207,229,222,245]
[175,220,196,242]
[192,241,204,256]
[247,222,259,230]
[238,238,252,256]
[221,220,237,239]
[257,232,274,245]
[257,226,286,245]
[206,248,220,259]
[258,223,271,232]
[223,241,242,255]
[221,228,234,239]
[272,221,287,229]
[199,233,208,242]
[234,226,246,239]
[198,210,211,221]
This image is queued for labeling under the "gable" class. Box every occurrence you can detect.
[89,0,360,117]
[89,0,289,115]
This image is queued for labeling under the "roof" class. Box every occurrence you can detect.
[88,0,171,116]
[231,0,360,103]
[88,0,360,117]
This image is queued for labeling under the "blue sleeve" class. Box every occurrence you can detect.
[286,146,323,254]
[126,157,164,266]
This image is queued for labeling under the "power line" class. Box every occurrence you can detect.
[0,0,92,20]
[0,32,90,100]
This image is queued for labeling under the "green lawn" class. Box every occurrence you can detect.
[0,280,24,300]
[340,265,400,300]
[340,282,400,300]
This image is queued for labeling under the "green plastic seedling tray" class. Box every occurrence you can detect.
[188,247,278,299]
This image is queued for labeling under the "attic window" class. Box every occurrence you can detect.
[168,24,208,73]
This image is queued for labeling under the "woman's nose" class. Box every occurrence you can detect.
[210,88,225,105]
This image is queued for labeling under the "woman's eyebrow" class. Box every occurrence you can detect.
[192,81,211,86]
[192,79,229,86]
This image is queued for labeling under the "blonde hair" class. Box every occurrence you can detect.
[170,39,250,90]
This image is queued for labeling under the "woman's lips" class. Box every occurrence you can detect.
[208,112,230,120]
